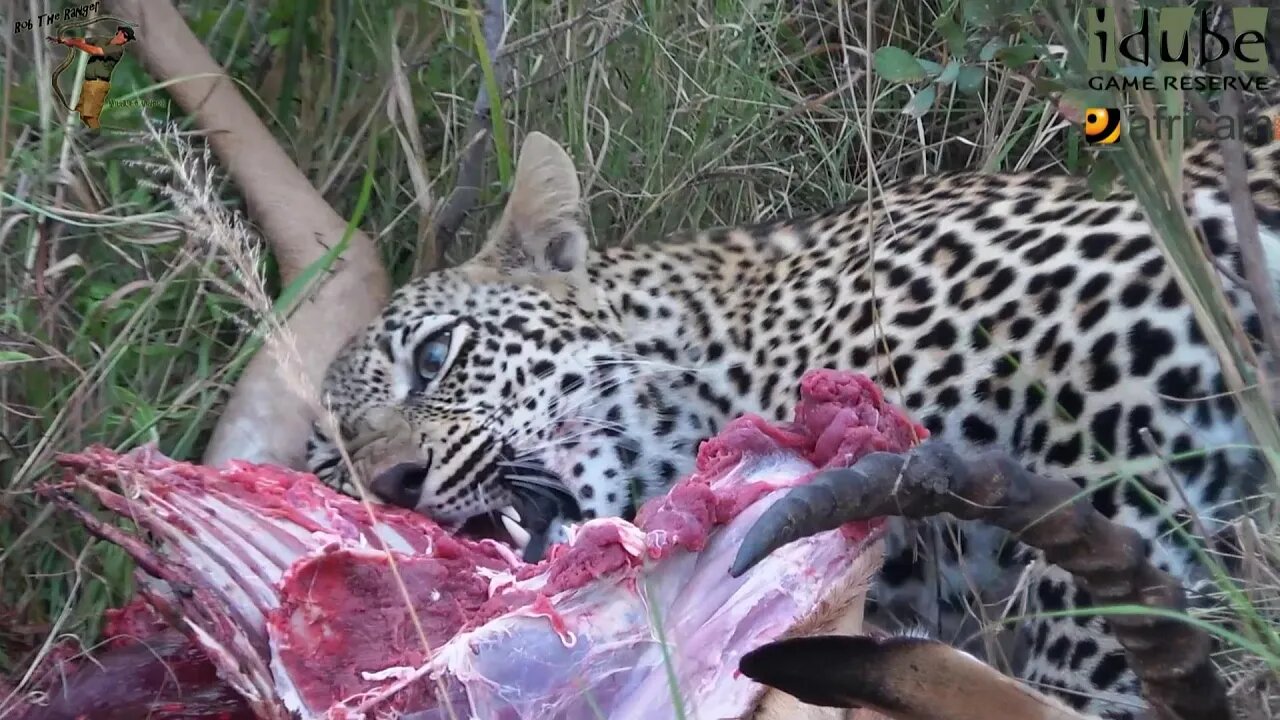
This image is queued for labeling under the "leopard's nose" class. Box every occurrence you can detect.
[370,461,430,510]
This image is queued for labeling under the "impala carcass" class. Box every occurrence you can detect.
[23,370,908,719]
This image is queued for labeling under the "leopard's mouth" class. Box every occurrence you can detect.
[456,511,518,545]
[454,455,582,563]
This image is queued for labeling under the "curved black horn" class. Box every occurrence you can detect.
[731,438,1230,720]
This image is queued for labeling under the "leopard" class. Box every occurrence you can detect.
[305,113,1280,718]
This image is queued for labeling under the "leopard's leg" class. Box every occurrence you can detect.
[1018,565,1143,720]
[868,517,1026,667]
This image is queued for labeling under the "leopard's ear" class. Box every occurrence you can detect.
[470,132,588,277]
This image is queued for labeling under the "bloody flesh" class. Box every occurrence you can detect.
[19,370,924,720]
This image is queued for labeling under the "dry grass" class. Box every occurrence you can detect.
[2,0,1277,716]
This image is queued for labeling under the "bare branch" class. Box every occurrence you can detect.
[1188,2,1280,409]
[731,439,1231,720]
[415,0,511,275]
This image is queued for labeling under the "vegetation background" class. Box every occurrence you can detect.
[2,0,1279,714]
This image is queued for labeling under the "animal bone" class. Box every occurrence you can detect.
[102,0,390,470]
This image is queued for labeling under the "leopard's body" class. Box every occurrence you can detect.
[308,128,1280,718]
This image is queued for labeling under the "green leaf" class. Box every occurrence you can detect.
[88,282,114,301]
[1065,122,1082,172]
[903,84,938,118]
[937,60,962,85]
[267,27,289,47]
[1088,157,1119,199]
[962,0,998,27]
[979,37,1006,62]
[467,5,512,185]
[873,46,927,83]
[998,43,1039,68]
[957,65,986,93]
[0,351,34,363]
[935,18,969,56]
[918,58,944,76]
[1060,88,1115,116]
[1158,67,1186,183]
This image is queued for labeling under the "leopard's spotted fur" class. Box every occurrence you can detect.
[307,120,1280,717]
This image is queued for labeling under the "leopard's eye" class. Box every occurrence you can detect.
[415,330,453,384]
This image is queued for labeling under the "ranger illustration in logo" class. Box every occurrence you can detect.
[45,23,135,130]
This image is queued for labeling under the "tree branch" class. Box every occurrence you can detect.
[415,0,511,275]
[1194,3,1280,409]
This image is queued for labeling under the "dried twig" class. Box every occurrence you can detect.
[405,0,623,69]
[415,0,511,275]
[1186,1,1280,410]
[731,439,1231,720]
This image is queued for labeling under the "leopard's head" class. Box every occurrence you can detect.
[306,133,649,550]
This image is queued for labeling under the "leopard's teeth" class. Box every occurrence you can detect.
[501,514,532,549]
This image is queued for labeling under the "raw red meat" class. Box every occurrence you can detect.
[17,369,924,720]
